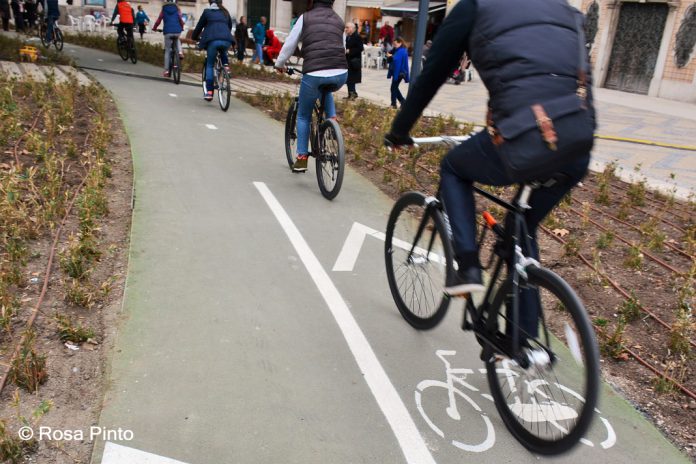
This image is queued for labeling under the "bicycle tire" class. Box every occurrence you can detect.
[284,101,298,169]
[218,68,230,111]
[384,192,454,330]
[130,39,138,64]
[54,28,63,51]
[484,265,600,455]
[315,119,345,200]
[117,38,129,61]
[172,52,181,85]
[39,23,48,47]
[201,61,207,97]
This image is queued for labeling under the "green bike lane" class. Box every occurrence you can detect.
[58,44,690,464]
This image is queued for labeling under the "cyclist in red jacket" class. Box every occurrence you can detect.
[111,0,135,42]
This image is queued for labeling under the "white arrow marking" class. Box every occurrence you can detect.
[254,182,436,464]
[333,222,446,272]
[205,124,217,130]
[102,442,190,464]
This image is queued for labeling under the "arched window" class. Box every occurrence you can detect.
[675,4,696,68]
[585,1,599,50]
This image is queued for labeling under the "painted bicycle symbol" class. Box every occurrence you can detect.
[415,350,616,453]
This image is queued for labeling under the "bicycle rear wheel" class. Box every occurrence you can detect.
[54,28,63,51]
[218,67,231,111]
[284,101,298,169]
[484,266,599,455]
[172,52,181,84]
[315,119,345,200]
[384,192,454,330]
[118,38,129,60]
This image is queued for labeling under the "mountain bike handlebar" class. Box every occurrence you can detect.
[285,67,303,76]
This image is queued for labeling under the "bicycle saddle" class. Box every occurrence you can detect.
[318,83,341,93]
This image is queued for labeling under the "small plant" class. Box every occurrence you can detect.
[627,173,647,207]
[601,318,626,359]
[563,237,580,257]
[595,231,614,249]
[0,420,28,464]
[594,317,609,327]
[618,293,642,322]
[653,375,675,394]
[65,279,97,308]
[616,200,631,220]
[623,244,643,270]
[668,309,694,356]
[594,162,616,206]
[543,211,562,229]
[55,314,95,343]
[652,358,688,395]
[9,331,48,393]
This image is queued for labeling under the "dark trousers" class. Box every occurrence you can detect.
[1,14,9,31]
[236,39,245,61]
[439,130,590,335]
[10,3,23,30]
[117,23,134,41]
[347,82,356,94]
[390,77,405,106]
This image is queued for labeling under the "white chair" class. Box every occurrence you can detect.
[82,15,96,33]
[68,15,82,31]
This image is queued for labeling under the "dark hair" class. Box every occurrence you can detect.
[394,36,405,46]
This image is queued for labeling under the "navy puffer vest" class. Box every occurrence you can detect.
[162,3,182,35]
[300,5,347,74]
[469,0,586,123]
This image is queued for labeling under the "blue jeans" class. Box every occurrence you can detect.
[439,130,590,335]
[46,15,58,42]
[253,42,262,62]
[296,72,347,155]
[204,40,231,92]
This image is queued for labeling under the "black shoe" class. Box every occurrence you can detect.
[445,265,485,297]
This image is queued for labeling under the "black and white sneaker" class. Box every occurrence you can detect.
[444,265,485,297]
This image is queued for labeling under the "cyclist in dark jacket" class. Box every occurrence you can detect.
[44,0,59,43]
[385,0,595,335]
[153,0,184,77]
[192,0,234,101]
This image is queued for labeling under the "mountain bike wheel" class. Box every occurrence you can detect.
[172,52,181,85]
[218,67,231,111]
[129,39,138,64]
[54,28,63,51]
[384,192,454,330]
[118,38,129,60]
[315,119,345,200]
[484,266,599,455]
[39,23,48,47]
[284,101,298,169]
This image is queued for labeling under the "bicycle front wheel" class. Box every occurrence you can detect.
[54,28,63,51]
[484,266,600,455]
[384,192,454,330]
[284,101,298,169]
[218,68,231,111]
[315,119,345,200]
[130,40,138,64]
[39,23,48,47]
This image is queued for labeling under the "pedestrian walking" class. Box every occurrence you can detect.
[252,15,266,64]
[135,5,150,40]
[10,0,24,31]
[234,15,247,61]
[23,0,36,32]
[387,37,409,108]
[344,22,363,100]
[0,0,10,31]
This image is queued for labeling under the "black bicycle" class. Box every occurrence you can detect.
[284,67,345,200]
[155,31,181,84]
[39,17,63,51]
[384,135,600,456]
[201,46,231,112]
[116,28,138,64]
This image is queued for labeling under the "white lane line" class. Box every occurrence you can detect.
[98,58,104,62]
[101,442,190,464]
[254,182,436,464]
[205,124,218,130]
[169,93,178,98]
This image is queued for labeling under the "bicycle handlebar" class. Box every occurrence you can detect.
[286,67,303,76]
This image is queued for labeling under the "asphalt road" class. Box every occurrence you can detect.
[55,43,690,464]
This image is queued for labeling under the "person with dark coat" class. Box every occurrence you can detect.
[10,0,23,31]
[191,0,234,101]
[234,15,247,61]
[344,22,363,100]
[0,0,11,31]
[44,0,59,44]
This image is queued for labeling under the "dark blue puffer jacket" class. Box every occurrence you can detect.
[161,3,182,34]
[191,5,233,50]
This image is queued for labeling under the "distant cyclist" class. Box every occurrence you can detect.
[41,0,59,45]
[274,0,347,172]
[111,0,135,44]
[384,0,595,332]
[191,0,234,101]
[152,0,185,78]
